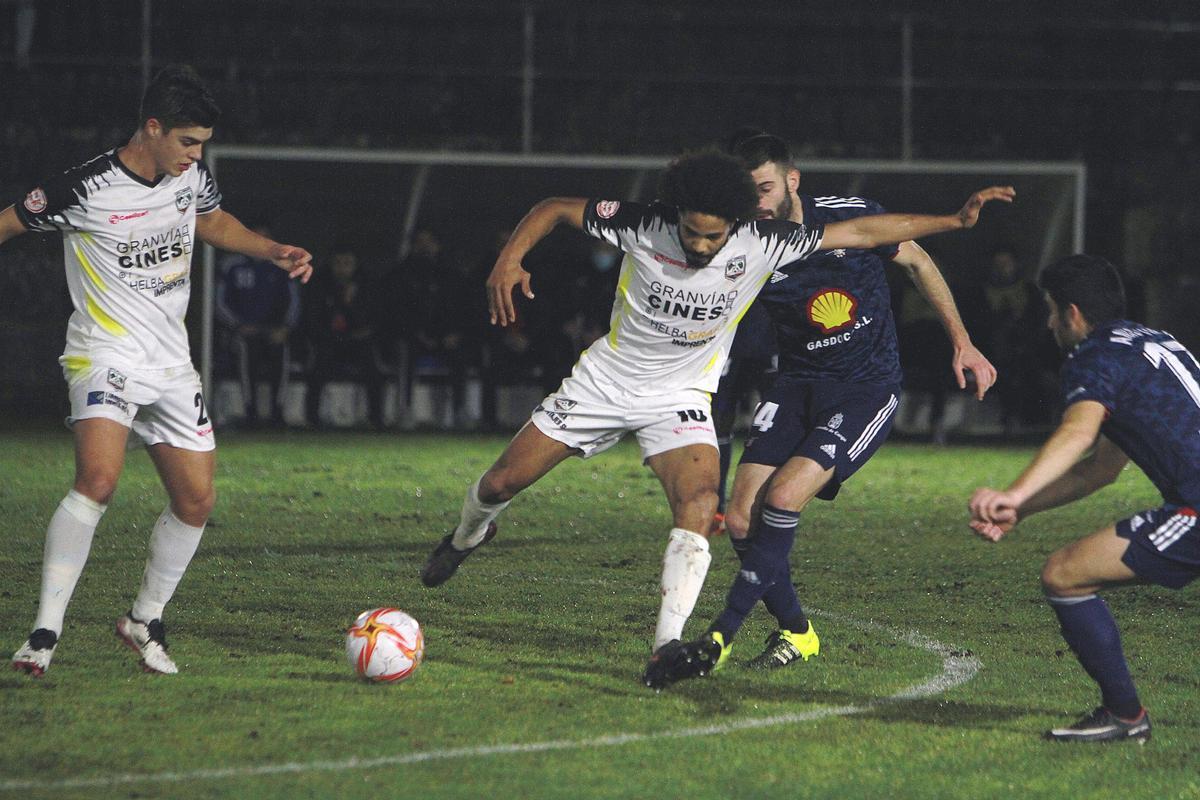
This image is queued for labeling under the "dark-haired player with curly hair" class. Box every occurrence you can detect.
[420,150,1012,666]
[3,65,312,677]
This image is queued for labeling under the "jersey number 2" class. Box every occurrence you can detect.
[194,392,210,426]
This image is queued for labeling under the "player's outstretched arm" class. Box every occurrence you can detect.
[821,186,1015,251]
[968,401,1113,541]
[488,197,587,327]
[196,209,313,284]
[0,206,29,248]
[894,240,997,400]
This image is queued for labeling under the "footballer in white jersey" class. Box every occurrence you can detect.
[16,148,222,373]
[2,64,313,678]
[579,199,824,397]
[421,149,1014,672]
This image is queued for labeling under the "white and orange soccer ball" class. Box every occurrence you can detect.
[345,608,424,682]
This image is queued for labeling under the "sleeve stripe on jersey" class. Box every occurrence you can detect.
[814,197,868,208]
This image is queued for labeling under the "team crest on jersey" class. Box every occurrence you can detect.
[724,257,746,280]
[807,288,858,333]
[23,188,47,214]
[106,369,127,391]
[174,188,194,212]
[595,200,620,219]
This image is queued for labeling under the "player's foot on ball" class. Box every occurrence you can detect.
[746,624,820,669]
[420,522,498,587]
[1044,706,1151,743]
[11,628,58,677]
[116,613,178,674]
[643,631,731,690]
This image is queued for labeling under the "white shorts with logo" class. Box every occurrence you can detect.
[64,363,216,452]
[529,359,716,461]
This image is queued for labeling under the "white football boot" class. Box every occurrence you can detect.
[11,628,59,677]
[116,613,179,674]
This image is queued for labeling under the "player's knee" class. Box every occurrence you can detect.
[1040,552,1073,597]
[725,506,752,539]
[172,486,216,526]
[74,474,120,506]
[477,470,519,503]
[677,485,718,518]
[761,484,811,514]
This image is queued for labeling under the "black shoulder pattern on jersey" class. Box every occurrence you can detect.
[195,159,222,213]
[15,151,118,231]
[751,217,823,261]
[583,199,672,244]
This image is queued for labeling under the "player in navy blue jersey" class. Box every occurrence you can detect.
[968,255,1199,743]
[644,134,997,687]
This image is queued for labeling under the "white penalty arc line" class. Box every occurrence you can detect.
[0,612,981,793]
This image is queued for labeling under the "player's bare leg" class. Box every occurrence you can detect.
[644,444,719,650]
[1041,525,1151,742]
[422,423,577,587]
[13,419,128,676]
[115,443,215,675]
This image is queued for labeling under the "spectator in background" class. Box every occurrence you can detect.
[980,245,1045,431]
[304,240,386,428]
[403,227,487,428]
[215,219,300,427]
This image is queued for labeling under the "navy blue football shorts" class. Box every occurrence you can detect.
[1115,504,1200,589]
[740,380,900,501]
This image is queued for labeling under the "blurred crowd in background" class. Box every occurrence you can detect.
[2,1,1199,436]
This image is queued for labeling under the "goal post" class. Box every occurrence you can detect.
[200,145,1086,395]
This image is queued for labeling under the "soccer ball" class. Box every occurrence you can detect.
[345,608,424,682]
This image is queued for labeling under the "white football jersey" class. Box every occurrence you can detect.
[16,150,221,371]
[581,199,824,395]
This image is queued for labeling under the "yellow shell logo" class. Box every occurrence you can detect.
[807,289,858,333]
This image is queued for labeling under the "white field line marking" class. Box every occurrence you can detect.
[0,611,980,793]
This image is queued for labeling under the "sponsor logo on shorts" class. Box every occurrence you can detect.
[86,390,129,413]
[1066,386,1088,401]
[820,443,837,460]
[108,210,149,224]
[595,200,620,219]
[106,368,127,390]
[554,398,577,411]
[769,270,789,283]
[174,187,194,212]
[738,568,761,585]
[537,406,570,429]
[23,188,47,214]
[724,256,746,280]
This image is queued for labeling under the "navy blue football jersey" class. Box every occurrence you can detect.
[755,195,902,385]
[1062,321,1200,506]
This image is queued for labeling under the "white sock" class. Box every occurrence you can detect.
[130,508,205,622]
[33,490,107,635]
[654,528,712,651]
[450,479,510,550]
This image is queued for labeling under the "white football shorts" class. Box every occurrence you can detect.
[64,363,216,452]
[529,358,716,461]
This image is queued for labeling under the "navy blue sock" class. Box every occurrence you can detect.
[1048,594,1141,719]
[716,436,733,514]
[761,560,809,634]
[713,504,799,642]
[729,534,750,561]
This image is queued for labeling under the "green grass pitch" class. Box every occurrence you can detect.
[1,428,1198,799]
